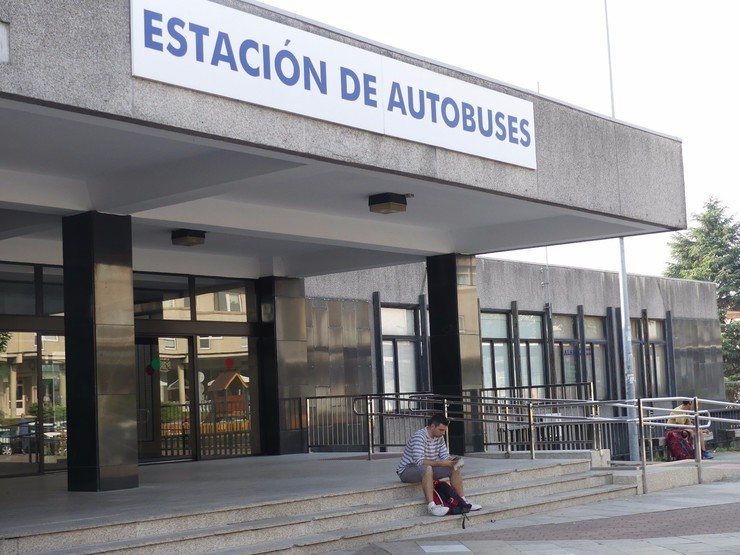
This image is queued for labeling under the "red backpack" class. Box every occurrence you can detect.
[432,479,471,515]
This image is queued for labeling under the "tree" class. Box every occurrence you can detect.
[666,197,740,318]
[665,197,740,382]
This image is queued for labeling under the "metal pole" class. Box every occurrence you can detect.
[605,0,639,463]
[366,396,373,460]
[638,399,648,494]
[528,402,536,460]
[694,396,703,483]
[619,239,640,461]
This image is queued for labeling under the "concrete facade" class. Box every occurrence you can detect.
[0,0,701,487]
[0,0,685,280]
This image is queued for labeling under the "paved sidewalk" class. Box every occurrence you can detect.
[343,479,740,554]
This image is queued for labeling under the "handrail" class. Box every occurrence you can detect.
[327,392,740,492]
[306,390,740,491]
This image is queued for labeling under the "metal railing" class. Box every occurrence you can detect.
[305,389,740,492]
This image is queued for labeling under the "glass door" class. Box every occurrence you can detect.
[137,336,193,462]
[196,335,257,457]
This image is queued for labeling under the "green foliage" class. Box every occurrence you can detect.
[28,403,67,422]
[724,320,740,379]
[0,331,10,353]
[161,401,185,423]
[665,197,740,319]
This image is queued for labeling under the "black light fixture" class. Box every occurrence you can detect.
[368,192,407,214]
[171,228,206,247]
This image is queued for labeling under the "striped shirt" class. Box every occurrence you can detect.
[396,426,450,474]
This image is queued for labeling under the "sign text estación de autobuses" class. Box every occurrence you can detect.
[131,0,536,169]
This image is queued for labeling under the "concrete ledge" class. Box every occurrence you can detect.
[475,449,610,468]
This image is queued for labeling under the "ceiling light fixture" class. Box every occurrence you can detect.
[368,192,408,214]
[171,228,206,247]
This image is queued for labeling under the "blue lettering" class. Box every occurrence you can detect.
[508,116,519,144]
[407,87,425,120]
[520,119,531,147]
[211,32,237,70]
[461,102,476,132]
[188,23,209,63]
[238,39,260,77]
[387,82,407,114]
[363,73,377,107]
[304,58,327,94]
[166,18,187,57]
[441,97,459,128]
[275,49,300,86]
[341,67,361,101]
[426,92,440,123]
[478,107,493,137]
[262,44,271,80]
[143,10,163,51]
[494,112,506,140]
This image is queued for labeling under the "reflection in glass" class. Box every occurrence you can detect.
[137,337,192,461]
[194,277,251,322]
[42,266,65,316]
[0,331,68,475]
[197,336,255,457]
[480,313,508,339]
[381,307,415,336]
[133,273,191,320]
[0,263,35,315]
[518,314,543,339]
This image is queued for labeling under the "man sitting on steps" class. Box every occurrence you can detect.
[396,413,482,516]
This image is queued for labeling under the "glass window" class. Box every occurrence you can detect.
[653,344,667,395]
[42,266,64,316]
[381,307,416,336]
[0,331,67,475]
[134,273,191,320]
[397,341,418,393]
[590,344,607,400]
[381,306,421,402]
[552,315,575,339]
[482,343,493,390]
[494,343,510,389]
[482,340,511,391]
[195,277,249,322]
[480,313,508,338]
[648,319,664,340]
[554,342,578,384]
[382,341,396,394]
[0,263,36,315]
[584,316,606,340]
[519,314,543,339]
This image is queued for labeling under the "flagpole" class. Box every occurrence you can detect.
[605,0,639,461]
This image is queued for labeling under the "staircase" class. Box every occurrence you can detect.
[3,458,637,555]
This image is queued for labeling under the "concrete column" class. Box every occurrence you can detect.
[426,254,484,454]
[63,211,137,491]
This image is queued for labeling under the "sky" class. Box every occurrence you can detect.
[254,0,740,276]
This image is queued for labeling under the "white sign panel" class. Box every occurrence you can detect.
[130,0,536,169]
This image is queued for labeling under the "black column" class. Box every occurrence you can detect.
[63,211,137,491]
[256,277,308,455]
[426,254,484,454]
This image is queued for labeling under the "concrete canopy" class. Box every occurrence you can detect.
[0,0,686,279]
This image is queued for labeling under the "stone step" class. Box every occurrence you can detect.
[215,483,638,555]
[20,466,629,555]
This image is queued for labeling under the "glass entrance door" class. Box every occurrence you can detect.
[136,334,258,461]
[137,336,193,462]
[196,335,258,457]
